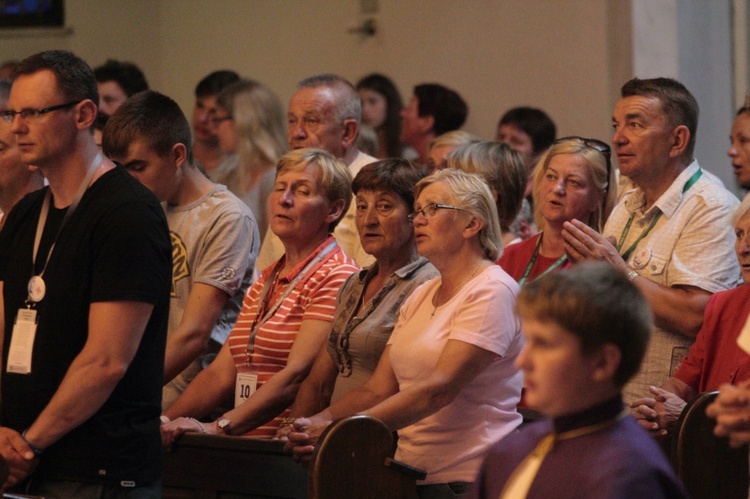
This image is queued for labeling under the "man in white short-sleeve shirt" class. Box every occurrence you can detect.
[562,77,740,401]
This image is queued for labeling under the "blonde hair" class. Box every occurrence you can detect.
[217,79,288,190]
[276,148,352,232]
[531,138,616,232]
[429,130,481,151]
[414,168,503,260]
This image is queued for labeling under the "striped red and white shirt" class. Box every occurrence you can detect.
[227,236,358,437]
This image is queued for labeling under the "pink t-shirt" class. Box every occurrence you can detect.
[388,265,523,484]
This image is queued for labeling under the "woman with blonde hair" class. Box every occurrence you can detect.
[427,130,481,174]
[288,169,523,498]
[498,136,616,285]
[213,79,288,235]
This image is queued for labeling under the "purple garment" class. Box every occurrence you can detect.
[469,396,687,499]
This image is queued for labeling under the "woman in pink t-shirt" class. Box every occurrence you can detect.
[288,169,524,498]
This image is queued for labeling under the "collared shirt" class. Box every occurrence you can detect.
[226,236,358,437]
[470,396,687,499]
[326,256,438,402]
[604,160,740,401]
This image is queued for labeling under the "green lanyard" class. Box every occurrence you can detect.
[617,168,703,262]
[518,234,567,287]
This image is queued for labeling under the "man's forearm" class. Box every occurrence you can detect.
[633,279,709,338]
[23,351,128,449]
[163,329,209,384]
[24,300,154,450]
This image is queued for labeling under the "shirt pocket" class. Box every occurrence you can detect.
[639,252,667,278]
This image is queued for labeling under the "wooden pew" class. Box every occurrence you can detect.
[670,391,750,499]
[163,433,306,498]
[163,415,425,499]
[308,415,425,499]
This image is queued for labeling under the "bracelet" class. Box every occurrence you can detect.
[188,417,206,433]
[21,430,44,456]
[278,416,297,428]
[627,269,639,281]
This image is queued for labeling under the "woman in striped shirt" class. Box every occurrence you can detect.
[160,148,358,442]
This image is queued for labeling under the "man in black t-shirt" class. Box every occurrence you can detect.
[0,50,170,497]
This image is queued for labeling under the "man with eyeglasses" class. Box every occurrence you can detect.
[0,50,171,497]
[191,70,240,182]
[561,77,740,405]
[255,73,377,270]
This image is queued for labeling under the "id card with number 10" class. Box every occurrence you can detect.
[234,371,258,408]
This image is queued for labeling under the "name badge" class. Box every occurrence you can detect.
[234,371,258,408]
[7,309,38,374]
[631,248,652,269]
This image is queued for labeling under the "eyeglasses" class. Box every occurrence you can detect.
[0,100,83,124]
[409,202,466,222]
[554,135,612,174]
[210,115,233,126]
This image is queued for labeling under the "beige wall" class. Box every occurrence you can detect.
[0,0,629,147]
[156,0,629,144]
[0,1,161,86]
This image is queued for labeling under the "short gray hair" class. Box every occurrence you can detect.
[446,141,526,232]
[297,73,361,124]
[414,168,503,260]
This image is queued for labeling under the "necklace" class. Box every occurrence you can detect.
[431,259,485,317]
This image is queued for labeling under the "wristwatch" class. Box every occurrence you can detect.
[217,417,232,435]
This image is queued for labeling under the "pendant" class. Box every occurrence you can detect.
[27,275,46,303]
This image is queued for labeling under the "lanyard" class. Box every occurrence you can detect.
[245,239,338,358]
[617,168,703,262]
[333,265,402,376]
[518,234,567,287]
[30,153,102,283]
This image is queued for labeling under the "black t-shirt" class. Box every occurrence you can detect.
[0,166,171,486]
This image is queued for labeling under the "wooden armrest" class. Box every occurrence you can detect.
[308,415,421,498]
[670,390,749,499]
